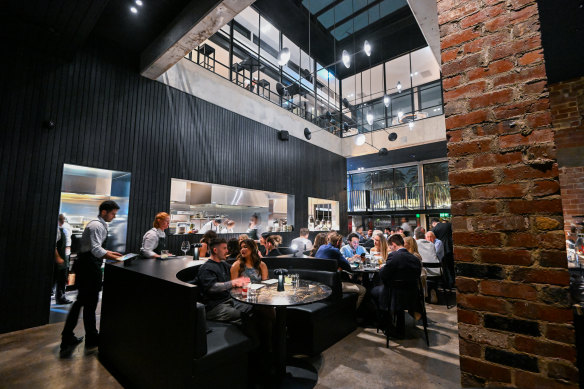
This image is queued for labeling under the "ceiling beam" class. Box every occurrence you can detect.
[313,0,344,18]
[406,0,440,69]
[140,0,255,80]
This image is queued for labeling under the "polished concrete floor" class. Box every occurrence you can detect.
[0,304,460,389]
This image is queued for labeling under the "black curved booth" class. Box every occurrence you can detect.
[99,256,357,388]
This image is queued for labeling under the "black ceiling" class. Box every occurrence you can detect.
[346,140,447,171]
[0,0,111,60]
[537,0,584,83]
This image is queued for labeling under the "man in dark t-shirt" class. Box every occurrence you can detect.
[197,238,249,324]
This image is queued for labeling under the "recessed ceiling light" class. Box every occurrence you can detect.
[135,0,143,6]
[130,6,138,13]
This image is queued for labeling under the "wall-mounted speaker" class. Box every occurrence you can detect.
[278,130,289,141]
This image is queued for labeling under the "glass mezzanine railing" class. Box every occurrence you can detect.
[348,182,450,212]
[184,46,443,139]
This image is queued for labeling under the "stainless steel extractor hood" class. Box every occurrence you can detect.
[187,182,269,208]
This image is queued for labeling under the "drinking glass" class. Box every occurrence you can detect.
[161,250,169,259]
[181,241,190,257]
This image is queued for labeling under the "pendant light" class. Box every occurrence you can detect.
[366,112,374,126]
[409,121,415,130]
[278,48,290,66]
[383,95,390,108]
[397,81,402,93]
[355,134,366,146]
[363,40,371,57]
[342,50,351,68]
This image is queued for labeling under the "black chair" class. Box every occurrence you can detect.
[381,278,429,348]
[423,262,455,309]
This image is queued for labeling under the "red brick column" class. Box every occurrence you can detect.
[437,0,578,387]
[549,77,584,238]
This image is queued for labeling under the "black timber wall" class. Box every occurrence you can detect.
[0,47,347,333]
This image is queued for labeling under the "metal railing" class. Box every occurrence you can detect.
[348,182,451,212]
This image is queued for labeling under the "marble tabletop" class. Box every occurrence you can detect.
[230,279,331,307]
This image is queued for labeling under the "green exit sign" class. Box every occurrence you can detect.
[440,213,450,218]
[416,214,420,218]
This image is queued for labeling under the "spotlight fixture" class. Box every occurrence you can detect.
[278,48,290,66]
[363,40,371,57]
[278,130,290,141]
[130,6,138,13]
[304,128,312,140]
[378,147,388,156]
[409,121,415,130]
[366,112,374,126]
[355,134,366,146]
[397,81,402,93]
[383,95,390,108]
[342,50,351,68]
[388,132,398,141]
[135,0,143,6]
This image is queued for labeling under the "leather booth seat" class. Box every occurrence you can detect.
[100,260,254,389]
[264,256,358,356]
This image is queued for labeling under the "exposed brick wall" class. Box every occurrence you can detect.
[437,0,578,387]
[549,77,584,237]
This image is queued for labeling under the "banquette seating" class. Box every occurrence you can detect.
[99,256,358,388]
[262,255,358,355]
[99,261,253,389]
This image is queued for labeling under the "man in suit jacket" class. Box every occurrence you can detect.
[431,218,454,287]
[372,234,422,337]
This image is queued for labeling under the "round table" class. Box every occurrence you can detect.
[230,279,331,383]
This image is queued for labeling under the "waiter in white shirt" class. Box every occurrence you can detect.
[60,200,122,357]
[199,218,222,234]
[140,212,171,258]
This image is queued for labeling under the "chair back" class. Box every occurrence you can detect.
[262,256,338,272]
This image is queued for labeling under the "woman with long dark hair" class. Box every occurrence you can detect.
[230,239,268,282]
[309,232,327,257]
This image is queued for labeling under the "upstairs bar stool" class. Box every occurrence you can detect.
[197,43,215,72]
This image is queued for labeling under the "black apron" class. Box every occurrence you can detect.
[74,222,108,290]
[248,228,258,240]
[56,227,68,270]
[153,233,167,255]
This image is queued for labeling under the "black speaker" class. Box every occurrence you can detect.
[388,132,398,141]
[378,147,388,156]
[278,130,289,141]
[304,128,311,140]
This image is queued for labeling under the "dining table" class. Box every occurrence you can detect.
[230,278,331,383]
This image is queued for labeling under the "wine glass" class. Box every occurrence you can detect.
[181,241,190,257]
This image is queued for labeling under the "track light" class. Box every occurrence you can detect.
[355,134,366,146]
[383,95,390,108]
[397,81,402,93]
[342,50,350,68]
[278,48,290,66]
[363,40,371,57]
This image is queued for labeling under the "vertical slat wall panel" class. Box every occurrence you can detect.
[0,46,348,333]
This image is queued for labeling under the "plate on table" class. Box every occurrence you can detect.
[262,279,278,285]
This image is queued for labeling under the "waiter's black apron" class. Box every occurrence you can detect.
[153,233,167,255]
